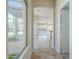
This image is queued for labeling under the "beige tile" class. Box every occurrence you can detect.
[31,48,62,59]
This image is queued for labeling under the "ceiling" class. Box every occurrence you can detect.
[34,7,53,19]
[32,0,54,7]
[33,0,54,20]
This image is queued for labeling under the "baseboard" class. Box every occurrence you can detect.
[55,47,60,53]
[19,45,32,59]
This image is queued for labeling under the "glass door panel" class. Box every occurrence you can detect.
[8,0,27,59]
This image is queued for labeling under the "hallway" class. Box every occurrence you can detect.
[31,48,62,59]
[7,0,71,59]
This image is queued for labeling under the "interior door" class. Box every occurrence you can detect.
[60,3,69,59]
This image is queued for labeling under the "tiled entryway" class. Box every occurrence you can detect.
[31,48,62,59]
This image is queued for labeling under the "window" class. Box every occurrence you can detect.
[8,13,16,41]
[8,0,27,59]
[8,13,24,41]
[37,23,53,39]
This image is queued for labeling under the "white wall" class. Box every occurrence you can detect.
[55,0,70,53]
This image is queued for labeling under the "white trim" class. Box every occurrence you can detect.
[55,46,60,53]
[19,46,29,59]
[19,45,32,59]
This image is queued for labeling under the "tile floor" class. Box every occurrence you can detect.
[31,48,62,59]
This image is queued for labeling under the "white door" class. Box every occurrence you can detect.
[60,3,69,56]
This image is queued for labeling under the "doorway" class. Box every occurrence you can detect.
[33,7,54,50]
[60,3,70,59]
[33,21,53,49]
